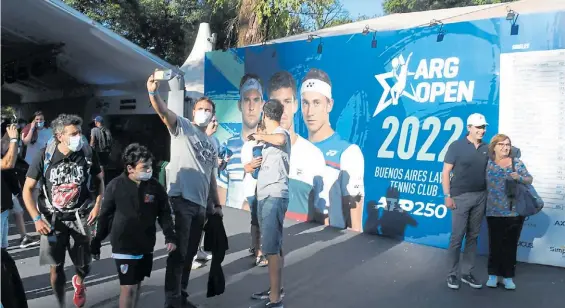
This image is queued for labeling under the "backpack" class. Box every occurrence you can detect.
[41,135,95,214]
[97,127,113,152]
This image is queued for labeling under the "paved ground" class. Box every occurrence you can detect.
[6,207,564,308]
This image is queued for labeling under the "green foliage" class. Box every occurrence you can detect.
[383,0,516,14]
[63,0,355,57]
[208,0,352,45]
[62,0,220,65]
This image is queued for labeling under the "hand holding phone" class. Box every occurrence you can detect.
[153,69,174,81]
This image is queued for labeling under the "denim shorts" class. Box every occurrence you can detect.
[257,197,288,255]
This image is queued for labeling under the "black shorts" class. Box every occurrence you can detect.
[114,254,153,285]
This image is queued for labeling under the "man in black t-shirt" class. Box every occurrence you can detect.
[22,114,104,308]
[442,113,489,291]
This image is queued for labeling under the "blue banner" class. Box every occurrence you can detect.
[205,11,565,267]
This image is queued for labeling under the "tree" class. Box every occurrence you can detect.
[209,0,353,47]
[63,0,355,61]
[62,0,224,65]
[383,0,516,14]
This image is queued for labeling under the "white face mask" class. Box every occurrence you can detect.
[137,169,153,181]
[67,135,83,152]
[194,110,212,127]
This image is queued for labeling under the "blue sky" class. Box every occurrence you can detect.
[342,0,384,19]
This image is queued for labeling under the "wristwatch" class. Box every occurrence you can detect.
[445,194,452,198]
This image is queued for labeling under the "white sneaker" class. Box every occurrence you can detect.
[192,259,205,269]
[196,249,212,261]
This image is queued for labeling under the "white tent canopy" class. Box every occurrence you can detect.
[180,23,215,98]
[1,0,182,103]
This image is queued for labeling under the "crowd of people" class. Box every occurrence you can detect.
[0,68,538,308]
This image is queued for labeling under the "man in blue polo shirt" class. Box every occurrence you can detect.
[442,113,489,290]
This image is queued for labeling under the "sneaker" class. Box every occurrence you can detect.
[192,259,206,270]
[196,248,212,261]
[19,235,39,248]
[249,247,256,256]
[249,299,284,308]
[461,274,483,289]
[486,275,498,288]
[503,278,516,290]
[72,275,86,307]
[447,275,460,290]
[251,288,285,300]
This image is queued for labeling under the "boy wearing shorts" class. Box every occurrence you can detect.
[91,143,177,308]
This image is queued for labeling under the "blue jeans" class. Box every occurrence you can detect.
[257,197,288,255]
[1,210,10,249]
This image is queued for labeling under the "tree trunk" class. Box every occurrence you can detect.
[237,0,263,47]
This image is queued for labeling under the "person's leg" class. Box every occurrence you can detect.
[119,284,139,308]
[269,198,288,303]
[41,219,69,308]
[486,217,503,287]
[258,197,287,304]
[446,193,472,286]
[50,265,67,307]
[180,204,205,302]
[461,192,487,278]
[11,196,35,247]
[501,216,524,289]
[1,210,9,249]
[68,219,92,308]
[250,196,267,267]
[164,198,192,308]
[2,247,29,308]
[115,258,141,308]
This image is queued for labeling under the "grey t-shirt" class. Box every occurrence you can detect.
[257,126,291,201]
[167,115,217,207]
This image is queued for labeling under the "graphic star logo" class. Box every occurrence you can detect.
[374,52,421,117]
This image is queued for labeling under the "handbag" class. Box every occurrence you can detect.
[507,159,544,216]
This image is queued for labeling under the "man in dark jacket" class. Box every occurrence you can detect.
[91,143,177,308]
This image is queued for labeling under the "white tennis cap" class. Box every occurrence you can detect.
[466,113,488,126]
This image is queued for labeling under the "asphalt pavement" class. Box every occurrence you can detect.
[5,207,564,308]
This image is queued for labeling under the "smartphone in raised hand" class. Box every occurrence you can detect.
[153,69,175,81]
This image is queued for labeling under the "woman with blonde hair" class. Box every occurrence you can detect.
[485,134,533,290]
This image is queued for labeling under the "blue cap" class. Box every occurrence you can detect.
[94,116,103,123]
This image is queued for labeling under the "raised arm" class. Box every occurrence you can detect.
[1,125,19,170]
[252,132,287,147]
[21,125,35,146]
[147,74,178,134]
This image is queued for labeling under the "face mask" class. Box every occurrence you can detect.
[137,169,153,181]
[67,135,82,152]
[37,121,45,128]
[194,110,212,127]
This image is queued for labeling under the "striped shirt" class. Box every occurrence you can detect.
[217,135,245,209]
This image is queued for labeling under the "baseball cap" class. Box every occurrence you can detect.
[466,113,488,126]
[93,116,103,123]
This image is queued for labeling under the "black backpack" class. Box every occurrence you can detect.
[98,127,113,152]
